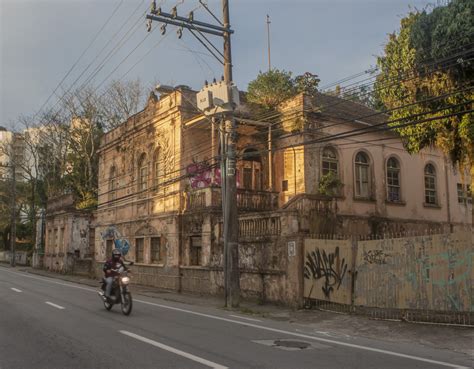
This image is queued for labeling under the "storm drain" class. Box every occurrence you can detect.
[252,339,330,351]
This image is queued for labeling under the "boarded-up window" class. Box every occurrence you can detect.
[243,167,252,189]
[138,153,148,191]
[241,148,262,190]
[106,239,114,258]
[190,236,202,266]
[457,183,464,204]
[153,149,160,189]
[151,237,162,263]
[136,238,144,263]
[109,166,117,201]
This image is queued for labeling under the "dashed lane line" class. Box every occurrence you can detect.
[0,268,468,369]
[10,287,22,292]
[45,301,65,310]
[120,330,228,369]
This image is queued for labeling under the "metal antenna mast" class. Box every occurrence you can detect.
[266,14,271,71]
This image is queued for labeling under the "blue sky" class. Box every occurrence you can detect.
[0,0,432,128]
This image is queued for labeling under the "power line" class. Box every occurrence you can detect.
[94,102,473,204]
[32,0,125,121]
[44,2,148,119]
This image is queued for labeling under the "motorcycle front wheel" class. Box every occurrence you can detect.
[121,292,132,315]
[103,300,113,311]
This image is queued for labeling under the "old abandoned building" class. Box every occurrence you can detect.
[93,86,472,305]
[43,194,94,275]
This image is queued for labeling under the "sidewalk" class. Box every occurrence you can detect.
[4,264,473,357]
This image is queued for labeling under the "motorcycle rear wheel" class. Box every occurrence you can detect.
[121,292,132,315]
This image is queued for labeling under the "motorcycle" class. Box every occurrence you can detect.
[98,262,133,315]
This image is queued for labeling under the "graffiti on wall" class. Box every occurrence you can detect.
[354,232,473,312]
[304,247,348,298]
[186,162,220,188]
[100,226,130,256]
[363,249,390,265]
[186,161,241,189]
[405,246,472,311]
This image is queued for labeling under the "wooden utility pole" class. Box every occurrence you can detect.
[146,0,240,307]
[222,0,240,308]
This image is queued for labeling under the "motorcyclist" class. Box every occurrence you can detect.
[102,248,127,301]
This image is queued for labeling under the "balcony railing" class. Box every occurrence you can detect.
[185,187,278,212]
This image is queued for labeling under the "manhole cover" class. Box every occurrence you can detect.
[252,339,330,351]
[274,340,311,349]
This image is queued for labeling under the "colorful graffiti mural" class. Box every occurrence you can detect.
[100,226,131,256]
[186,161,241,189]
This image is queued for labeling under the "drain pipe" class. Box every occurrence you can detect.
[292,147,297,195]
[444,157,453,232]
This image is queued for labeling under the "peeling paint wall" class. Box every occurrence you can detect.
[303,232,473,313]
[355,232,473,312]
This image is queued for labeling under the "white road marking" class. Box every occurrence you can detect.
[120,330,228,369]
[0,268,96,292]
[45,301,65,310]
[0,268,467,369]
[134,299,468,369]
[10,287,22,292]
[229,314,262,322]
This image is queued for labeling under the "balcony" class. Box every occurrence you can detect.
[185,187,279,212]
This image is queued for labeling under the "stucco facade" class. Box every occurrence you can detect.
[274,93,472,234]
[44,194,94,274]
[93,87,471,305]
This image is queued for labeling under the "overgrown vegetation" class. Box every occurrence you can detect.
[247,70,320,110]
[0,79,145,249]
[318,172,343,196]
[373,0,473,168]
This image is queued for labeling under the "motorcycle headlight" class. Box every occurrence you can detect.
[121,276,130,284]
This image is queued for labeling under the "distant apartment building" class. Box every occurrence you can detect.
[0,126,28,181]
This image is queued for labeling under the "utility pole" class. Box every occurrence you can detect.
[222,0,240,308]
[10,163,16,267]
[146,0,240,307]
[266,14,271,72]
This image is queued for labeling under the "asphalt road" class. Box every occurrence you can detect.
[0,267,471,369]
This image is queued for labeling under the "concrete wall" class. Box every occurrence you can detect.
[44,210,92,273]
[0,251,28,265]
[303,231,473,313]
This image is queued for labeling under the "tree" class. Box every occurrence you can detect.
[328,82,379,109]
[294,72,320,97]
[247,69,297,110]
[247,69,320,110]
[98,79,144,131]
[374,2,474,168]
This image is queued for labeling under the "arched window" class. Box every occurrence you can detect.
[424,164,437,205]
[354,152,370,198]
[153,149,160,189]
[109,166,117,201]
[386,157,401,202]
[241,148,262,190]
[138,153,148,191]
[322,147,338,176]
